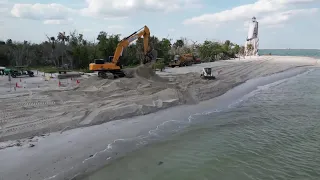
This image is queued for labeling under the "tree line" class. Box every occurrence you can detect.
[0,30,246,70]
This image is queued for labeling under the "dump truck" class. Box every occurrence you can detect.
[169,54,194,67]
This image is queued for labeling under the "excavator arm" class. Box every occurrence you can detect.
[112,25,151,65]
[89,25,153,78]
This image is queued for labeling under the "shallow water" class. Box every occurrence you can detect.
[259,49,320,57]
[84,68,320,180]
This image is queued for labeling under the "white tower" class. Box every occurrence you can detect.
[245,17,259,56]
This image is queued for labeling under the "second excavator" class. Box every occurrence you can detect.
[89,25,155,79]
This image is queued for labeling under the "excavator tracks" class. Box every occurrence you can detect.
[98,70,126,79]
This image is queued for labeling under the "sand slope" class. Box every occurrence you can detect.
[0,56,317,142]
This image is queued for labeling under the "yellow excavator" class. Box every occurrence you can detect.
[89,25,154,78]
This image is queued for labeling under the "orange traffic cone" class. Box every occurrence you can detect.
[16,82,21,88]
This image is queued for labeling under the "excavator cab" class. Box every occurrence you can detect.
[94,59,105,64]
[174,55,180,62]
[107,56,113,62]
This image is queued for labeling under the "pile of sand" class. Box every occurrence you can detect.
[76,65,172,94]
[121,64,168,82]
[134,65,167,81]
[65,65,189,126]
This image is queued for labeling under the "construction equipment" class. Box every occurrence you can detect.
[0,66,4,75]
[200,68,216,80]
[89,25,154,79]
[57,64,71,74]
[9,66,34,78]
[169,54,194,67]
[193,56,202,64]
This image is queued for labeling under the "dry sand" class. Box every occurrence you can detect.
[0,56,318,144]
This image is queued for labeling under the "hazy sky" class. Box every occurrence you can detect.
[0,0,319,49]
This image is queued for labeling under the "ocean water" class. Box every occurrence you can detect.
[84,68,320,180]
[259,49,320,57]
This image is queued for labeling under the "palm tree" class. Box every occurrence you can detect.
[57,32,70,68]
[46,36,57,66]
[57,32,69,42]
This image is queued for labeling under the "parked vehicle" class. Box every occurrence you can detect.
[169,54,194,67]
[9,66,34,78]
[0,66,5,75]
[194,56,202,64]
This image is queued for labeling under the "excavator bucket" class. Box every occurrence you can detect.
[143,49,157,64]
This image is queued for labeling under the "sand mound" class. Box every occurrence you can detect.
[133,65,167,82]
[134,65,155,78]
[80,88,181,125]
[75,76,111,91]
[74,65,167,95]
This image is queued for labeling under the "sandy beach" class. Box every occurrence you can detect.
[0,56,319,180]
[0,56,317,141]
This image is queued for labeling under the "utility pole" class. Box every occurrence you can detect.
[8,73,11,92]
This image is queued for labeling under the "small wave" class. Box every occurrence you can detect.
[227,68,314,109]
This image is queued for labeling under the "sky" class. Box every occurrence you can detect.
[0,0,319,49]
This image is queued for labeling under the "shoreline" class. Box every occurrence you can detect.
[0,56,319,180]
[0,56,317,143]
[0,56,318,143]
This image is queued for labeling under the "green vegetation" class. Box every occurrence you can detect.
[0,31,244,69]
[35,67,58,74]
[152,58,166,71]
[246,44,253,55]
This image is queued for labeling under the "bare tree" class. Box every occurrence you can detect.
[5,40,31,66]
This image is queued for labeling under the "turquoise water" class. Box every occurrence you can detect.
[259,49,320,57]
[84,68,320,180]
